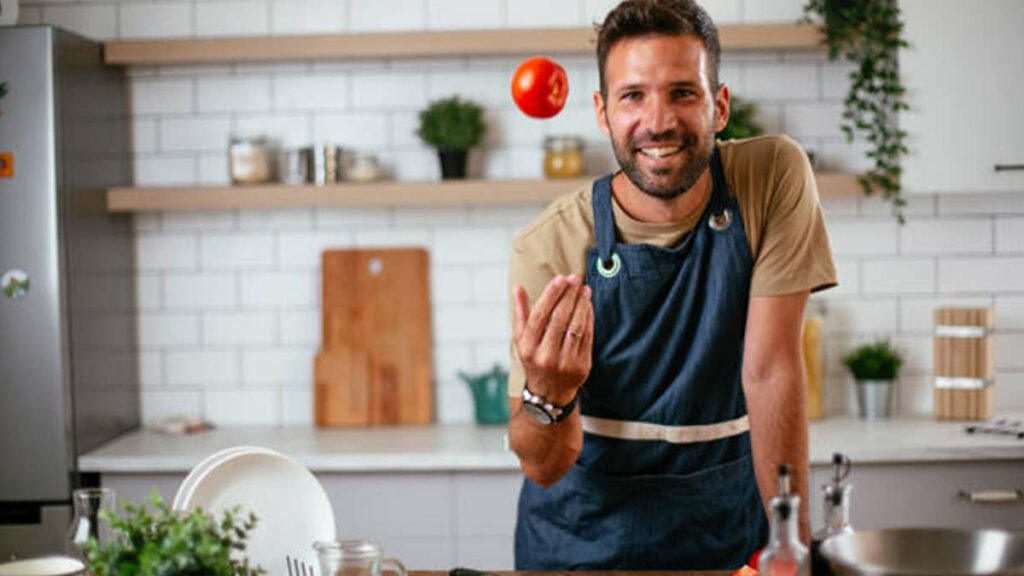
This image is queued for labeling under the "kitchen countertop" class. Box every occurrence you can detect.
[79,416,1024,474]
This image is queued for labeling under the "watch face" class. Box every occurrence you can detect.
[523,401,555,425]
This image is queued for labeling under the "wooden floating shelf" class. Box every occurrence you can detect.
[104,24,821,65]
[107,173,860,212]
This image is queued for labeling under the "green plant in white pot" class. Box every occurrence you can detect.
[417,96,486,180]
[842,339,903,420]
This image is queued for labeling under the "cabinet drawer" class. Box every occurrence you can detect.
[810,460,1024,530]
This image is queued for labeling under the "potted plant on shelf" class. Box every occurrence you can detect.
[80,493,264,576]
[716,95,764,141]
[417,96,486,180]
[802,0,910,222]
[842,339,903,420]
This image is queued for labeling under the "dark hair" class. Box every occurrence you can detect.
[596,0,721,97]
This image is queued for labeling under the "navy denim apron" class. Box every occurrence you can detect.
[514,148,768,570]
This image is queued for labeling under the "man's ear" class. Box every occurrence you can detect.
[594,90,611,138]
[714,83,730,133]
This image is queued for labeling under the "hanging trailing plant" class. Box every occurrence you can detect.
[802,0,910,223]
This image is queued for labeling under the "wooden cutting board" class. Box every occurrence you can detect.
[314,248,433,427]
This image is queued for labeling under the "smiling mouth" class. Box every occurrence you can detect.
[638,146,682,159]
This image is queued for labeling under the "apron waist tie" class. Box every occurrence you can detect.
[581,414,750,444]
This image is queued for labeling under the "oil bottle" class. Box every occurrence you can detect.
[759,464,809,576]
[810,453,853,576]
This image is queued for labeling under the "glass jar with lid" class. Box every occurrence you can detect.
[543,136,585,179]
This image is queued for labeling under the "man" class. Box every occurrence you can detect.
[506,0,837,570]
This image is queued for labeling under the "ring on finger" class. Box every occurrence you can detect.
[566,329,583,340]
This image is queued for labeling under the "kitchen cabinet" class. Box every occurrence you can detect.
[99,471,520,570]
[900,0,1024,194]
[809,459,1024,530]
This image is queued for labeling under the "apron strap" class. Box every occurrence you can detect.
[708,146,729,214]
[591,175,616,264]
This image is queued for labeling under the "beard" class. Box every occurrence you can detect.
[610,126,715,200]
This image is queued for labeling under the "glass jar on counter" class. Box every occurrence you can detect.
[543,136,585,179]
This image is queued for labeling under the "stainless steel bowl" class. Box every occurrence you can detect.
[821,528,1024,576]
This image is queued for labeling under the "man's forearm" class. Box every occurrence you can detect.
[745,368,811,543]
[508,398,583,487]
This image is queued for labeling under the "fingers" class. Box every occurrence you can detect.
[520,275,568,349]
[538,275,583,353]
[512,285,529,343]
[561,284,592,356]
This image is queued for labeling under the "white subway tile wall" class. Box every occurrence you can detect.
[22,0,1023,428]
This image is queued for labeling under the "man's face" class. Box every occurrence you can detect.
[594,34,730,200]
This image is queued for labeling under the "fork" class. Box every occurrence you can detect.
[286,555,315,576]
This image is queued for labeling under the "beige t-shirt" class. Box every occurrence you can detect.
[507,134,838,396]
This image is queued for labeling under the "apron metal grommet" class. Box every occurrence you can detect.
[596,253,622,278]
[708,208,732,231]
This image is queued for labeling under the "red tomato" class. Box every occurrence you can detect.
[511,57,569,119]
[749,549,762,570]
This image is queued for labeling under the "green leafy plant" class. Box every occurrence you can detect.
[81,493,264,576]
[802,0,910,223]
[717,95,764,140]
[842,339,903,381]
[416,96,486,151]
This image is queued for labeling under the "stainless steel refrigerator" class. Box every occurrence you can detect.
[0,26,139,556]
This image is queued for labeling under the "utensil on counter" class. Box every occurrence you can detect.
[314,249,432,427]
[174,446,336,576]
[820,528,1024,576]
[286,555,315,576]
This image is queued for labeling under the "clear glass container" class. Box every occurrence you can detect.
[229,136,274,184]
[344,152,381,182]
[760,465,809,576]
[66,487,116,561]
[315,540,406,576]
[811,453,854,576]
[543,136,585,179]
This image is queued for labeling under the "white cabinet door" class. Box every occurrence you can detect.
[900,0,1024,193]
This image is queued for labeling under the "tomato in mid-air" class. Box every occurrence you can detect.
[511,57,569,119]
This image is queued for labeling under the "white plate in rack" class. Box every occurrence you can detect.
[176,446,336,576]
[172,445,252,511]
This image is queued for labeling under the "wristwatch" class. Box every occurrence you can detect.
[521,383,579,425]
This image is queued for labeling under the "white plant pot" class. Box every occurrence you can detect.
[856,379,894,420]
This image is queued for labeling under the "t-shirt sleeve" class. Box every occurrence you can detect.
[749,137,838,296]
[507,237,559,397]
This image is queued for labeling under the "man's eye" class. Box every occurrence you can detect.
[673,89,696,98]
[621,91,641,101]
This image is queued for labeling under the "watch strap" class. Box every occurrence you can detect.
[522,383,579,424]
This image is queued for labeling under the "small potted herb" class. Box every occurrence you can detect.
[717,95,764,141]
[80,493,264,576]
[417,96,486,179]
[842,339,903,420]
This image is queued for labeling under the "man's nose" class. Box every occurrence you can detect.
[642,95,679,133]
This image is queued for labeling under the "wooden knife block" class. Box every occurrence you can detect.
[933,307,994,421]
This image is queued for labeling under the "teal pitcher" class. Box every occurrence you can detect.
[458,365,510,425]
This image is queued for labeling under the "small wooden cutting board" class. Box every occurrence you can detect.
[314,248,433,426]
